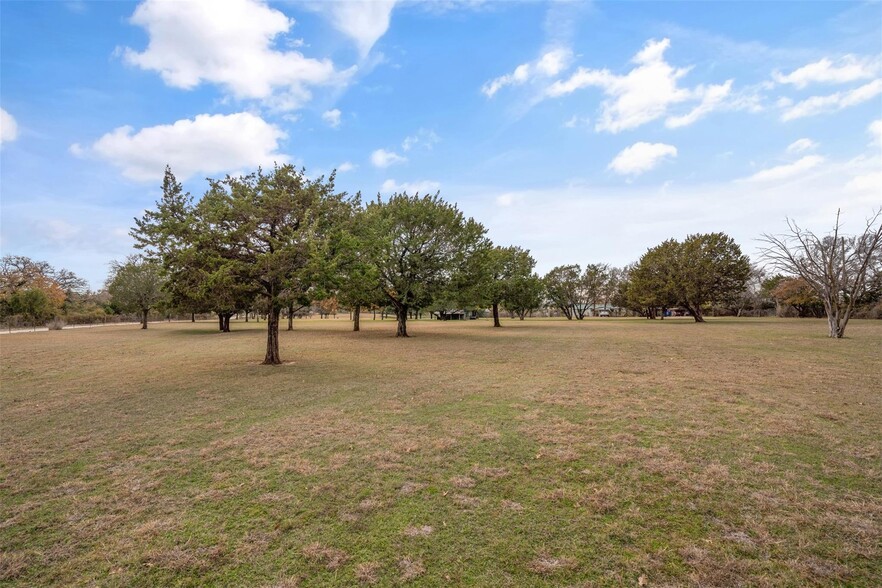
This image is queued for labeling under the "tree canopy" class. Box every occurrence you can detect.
[361,192,488,337]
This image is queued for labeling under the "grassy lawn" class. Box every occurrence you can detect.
[1,317,880,587]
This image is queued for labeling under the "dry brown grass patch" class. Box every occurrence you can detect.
[399,481,426,495]
[450,475,476,488]
[471,466,509,479]
[357,498,383,511]
[142,544,226,572]
[0,551,30,581]
[301,543,349,570]
[527,554,578,574]
[403,525,433,537]
[355,561,382,584]
[398,557,425,581]
[451,494,482,508]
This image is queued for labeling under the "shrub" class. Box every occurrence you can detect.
[47,317,66,330]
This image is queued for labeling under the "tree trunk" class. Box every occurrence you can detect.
[689,305,705,323]
[492,302,501,327]
[396,305,409,337]
[263,307,282,365]
[353,304,361,332]
[191,312,195,322]
[141,308,148,329]
[224,313,232,332]
[287,303,294,331]
[218,314,224,331]
[245,311,249,323]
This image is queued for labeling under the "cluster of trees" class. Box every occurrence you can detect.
[130,165,547,364]
[120,165,882,362]
[538,234,754,323]
[0,255,107,326]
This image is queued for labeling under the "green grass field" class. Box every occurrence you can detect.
[1,317,880,587]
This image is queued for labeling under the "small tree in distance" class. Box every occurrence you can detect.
[106,256,165,329]
[503,274,545,320]
[760,209,882,338]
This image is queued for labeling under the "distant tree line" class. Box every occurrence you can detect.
[4,166,878,350]
[0,255,106,328]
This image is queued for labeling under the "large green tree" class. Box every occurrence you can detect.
[627,234,750,321]
[194,165,354,363]
[675,233,751,322]
[362,193,487,337]
[134,165,354,362]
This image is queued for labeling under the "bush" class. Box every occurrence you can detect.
[47,317,66,330]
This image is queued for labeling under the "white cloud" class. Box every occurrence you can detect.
[402,128,440,151]
[380,178,440,194]
[665,80,733,128]
[743,155,825,183]
[786,138,818,153]
[563,115,590,128]
[123,0,351,110]
[780,79,882,121]
[773,55,881,88]
[482,47,572,97]
[336,161,356,172]
[547,38,733,133]
[868,119,882,146]
[319,0,397,57]
[1,108,19,144]
[464,158,881,276]
[370,148,407,168]
[608,142,678,176]
[845,171,882,193]
[495,192,523,207]
[322,108,342,128]
[78,112,287,182]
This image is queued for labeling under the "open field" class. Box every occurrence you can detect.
[1,317,881,587]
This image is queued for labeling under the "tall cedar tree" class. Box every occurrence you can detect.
[195,165,354,363]
[363,193,487,337]
[131,168,206,320]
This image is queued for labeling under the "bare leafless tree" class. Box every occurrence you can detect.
[759,208,882,338]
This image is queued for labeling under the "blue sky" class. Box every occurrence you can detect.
[1,0,880,288]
